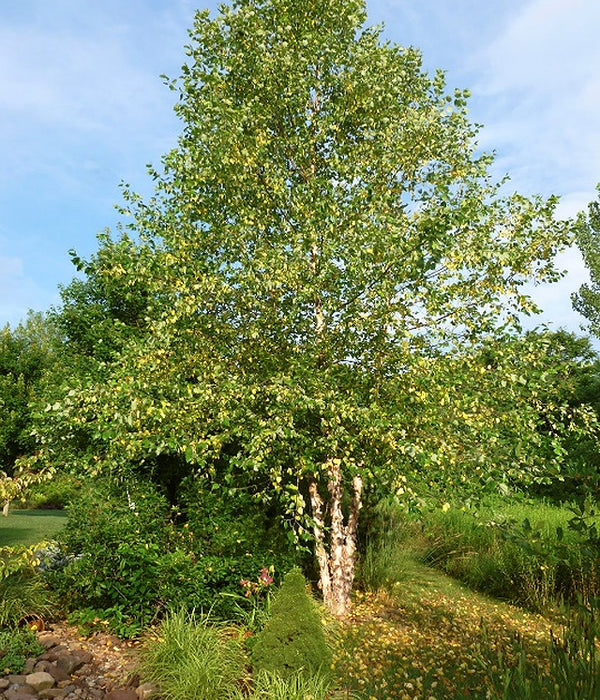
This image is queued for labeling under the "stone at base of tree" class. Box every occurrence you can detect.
[4,687,37,700]
[25,672,55,692]
[103,689,138,700]
[135,682,159,699]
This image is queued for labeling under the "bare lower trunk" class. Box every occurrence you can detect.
[2,500,10,517]
[308,462,363,617]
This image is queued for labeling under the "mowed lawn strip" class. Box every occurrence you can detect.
[0,510,67,547]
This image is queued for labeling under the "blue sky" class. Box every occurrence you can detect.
[1,0,598,334]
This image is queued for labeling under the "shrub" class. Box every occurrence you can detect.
[138,610,247,700]
[47,477,296,632]
[19,473,83,510]
[0,627,44,674]
[46,477,194,632]
[182,482,299,570]
[250,568,331,679]
[181,482,301,620]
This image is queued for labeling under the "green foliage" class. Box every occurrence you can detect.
[36,0,573,614]
[233,670,332,700]
[47,478,297,633]
[0,312,58,472]
[19,473,83,510]
[251,569,331,679]
[48,479,197,631]
[0,627,44,674]
[573,185,600,338]
[55,235,154,364]
[183,480,299,572]
[481,605,600,699]
[138,610,247,700]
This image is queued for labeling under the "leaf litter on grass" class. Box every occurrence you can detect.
[329,560,554,699]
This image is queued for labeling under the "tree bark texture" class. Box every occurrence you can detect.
[308,462,363,617]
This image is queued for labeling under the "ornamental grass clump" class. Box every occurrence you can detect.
[138,610,247,700]
[250,568,331,680]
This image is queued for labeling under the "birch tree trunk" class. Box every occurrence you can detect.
[308,462,363,617]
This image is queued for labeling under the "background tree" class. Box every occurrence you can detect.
[37,0,572,615]
[0,312,58,514]
[573,185,600,336]
[397,331,600,505]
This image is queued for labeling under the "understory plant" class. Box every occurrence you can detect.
[482,603,600,699]
[138,610,247,700]
[0,627,45,674]
[250,568,332,680]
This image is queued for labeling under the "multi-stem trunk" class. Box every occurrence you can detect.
[308,460,363,617]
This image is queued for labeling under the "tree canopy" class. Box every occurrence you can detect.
[38,0,573,615]
[0,312,59,514]
[573,185,600,336]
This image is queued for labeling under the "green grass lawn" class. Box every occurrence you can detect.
[0,510,67,547]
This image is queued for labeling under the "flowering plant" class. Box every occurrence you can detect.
[240,566,275,598]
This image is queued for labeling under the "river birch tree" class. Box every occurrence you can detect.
[39,0,571,616]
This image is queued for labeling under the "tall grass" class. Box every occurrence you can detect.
[360,497,600,612]
[418,500,600,610]
[481,604,600,699]
[139,610,248,700]
[358,501,421,593]
[231,670,333,700]
[0,570,54,627]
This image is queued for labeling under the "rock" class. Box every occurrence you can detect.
[26,670,56,691]
[21,660,36,676]
[39,646,68,663]
[4,687,37,700]
[73,652,93,668]
[38,689,69,699]
[56,681,75,689]
[56,653,84,676]
[37,635,60,651]
[0,678,9,690]
[103,689,138,700]
[5,676,26,685]
[136,682,159,699]
[34,660,52,674]
[46,663,71,683]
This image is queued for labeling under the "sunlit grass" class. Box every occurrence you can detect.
[329,559,554,700]
[0,510,67,547]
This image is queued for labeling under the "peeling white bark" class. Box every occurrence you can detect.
[308,462,363,617]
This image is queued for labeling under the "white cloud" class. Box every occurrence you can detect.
[474,0,600,198]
